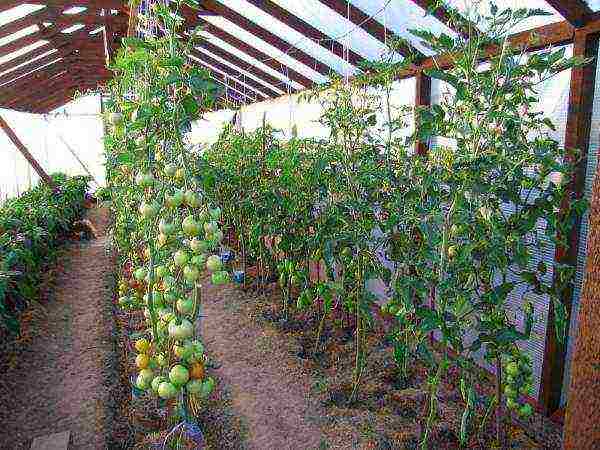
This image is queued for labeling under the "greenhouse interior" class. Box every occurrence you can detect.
[1,0,600,449]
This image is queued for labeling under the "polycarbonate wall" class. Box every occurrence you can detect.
[0,95,105,202]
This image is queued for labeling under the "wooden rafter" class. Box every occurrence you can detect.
[201,0,332,77]
[195,39,289,93]
[246,0,364,67]
[544,0,593,27]
[195,16,313,88]
[316,0,424,59]
[189,49,277,98]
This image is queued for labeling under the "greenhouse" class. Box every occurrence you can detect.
[1,0,599,448]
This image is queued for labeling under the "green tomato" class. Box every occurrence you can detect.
[183,265,200,282]
[139,201,159,219]
[169,364,190,385]
[204,221,218,234]
[185,190,201,208]
[164,163,178,177]
[191,254,207,267]
[177,297,194,315]
[201,376,215,397]
[151,375,167,393]
[159,219,176,235]
[206,255,222,272]
[168,318,194,341]
[182,215,201,236]
[155,265,168,278]
[173,250,189,267]
[133,267,147,281]
[158,381,178,399]
[190,238,209,254]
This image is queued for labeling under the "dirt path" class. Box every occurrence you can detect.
[0,207,116,450]
[201,282,327,450]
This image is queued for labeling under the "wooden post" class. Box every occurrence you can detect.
[563,168,600,449]
[0,114,55,189]
[539,30,599,415]
[414,71,431,156]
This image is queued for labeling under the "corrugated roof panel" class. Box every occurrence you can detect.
[0,4,45,27]
[194,45,286,94]
[214,0,358,77]
[199,31,305,90]
[189,53,271,99]
[0,40,48,66]
[0,25,38,47]
[350,0,458,56]
[445,0,563,34]
[0,48,56,78]
[0,57,62,88]
[202,15,329,84]
[272,0,394,63]
[189,54,264,101]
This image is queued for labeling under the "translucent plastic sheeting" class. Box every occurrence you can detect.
[197,31,304,91]
[201,15,328,85]
[0,95,105,202]
[208,0,359,78]
[350,0,458,56]
[0,4,45,27]
[271,0,393,63]
[429,45,573,400]
[446,0,563,34]
[189,109,236,146]
[192,47,285,95]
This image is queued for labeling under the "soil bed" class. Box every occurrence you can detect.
[0,207,117,450]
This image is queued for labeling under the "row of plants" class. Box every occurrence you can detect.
[103,1,230,445]
[0,173,90,336]
[193,6,587,448]
[103,1,587,448]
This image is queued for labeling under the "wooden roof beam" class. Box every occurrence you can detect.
[201,0,333,77]
[4,71,76,107]
[246,0,364,67]
[544,1,593,27]
[189,49,277,98]
[316,0,425,59]
[194,38,292,93]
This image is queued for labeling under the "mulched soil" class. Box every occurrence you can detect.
[0,207,117,450]
[193,279,564,450]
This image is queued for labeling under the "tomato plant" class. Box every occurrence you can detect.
[103,0,227,430]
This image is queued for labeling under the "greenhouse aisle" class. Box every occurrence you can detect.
[201,281,327,450]
[0,208,116,449]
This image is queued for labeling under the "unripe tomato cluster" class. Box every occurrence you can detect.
[503,351,534,419]
[108,107,231,415]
